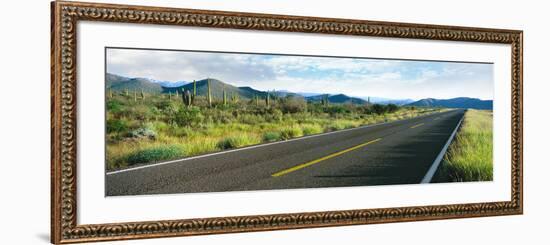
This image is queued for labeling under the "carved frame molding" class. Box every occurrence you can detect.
[51,1,523,243]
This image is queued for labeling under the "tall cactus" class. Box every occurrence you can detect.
[181,89,187,105]
[133,89,137,102]
[266,91,270,107]
[169,91,172,100]
[175,89,179,97]
[323,94,329,106]
[125,88,129,97]
[255,95,259,106]
[222,84,227,105]
[185,90,192,106]
[140,89,144,100]
[193,80,197,97]
[231,92,238,103]
[108,88,113,98]
[182,88,192,107]
[207,78,212,107]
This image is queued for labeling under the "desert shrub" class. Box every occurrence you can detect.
[326,121,346,131]
[217,134,260,149]
[156,100,177,111]
[239,113,264,124]
[130,104,155,121]
[130,127,157,140]
[106,100,124,113]
[149,106,161,120]
[151,121,169,132]
[386,104,399,113]
[265,108,283,122]
[280,96,307,114]
[370,104,386,115]
[126,145,183,165]
[263,131,281,142]
[211,110,235,124]
[324,105,348,115]
[301,124,324,135]
[279,126,303,140]
[106,119,128,134]
[174,107,204,127]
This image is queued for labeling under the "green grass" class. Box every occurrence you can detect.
[279,126,303,140]
[126,145,184,166]
[435,109,493,182]
[217,134,261,150]
[183,138,219,156]
[301,124,324,135]
[263,131,282,142]
[105,93,445,171]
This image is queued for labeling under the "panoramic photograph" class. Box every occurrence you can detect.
[104,47,494,196]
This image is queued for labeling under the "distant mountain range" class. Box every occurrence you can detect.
[305,94,368,104]
[406,97,493,110]
[106,73,164,93]
[106,73,188,92]
[162,78,269,99]
[106,73,492,109]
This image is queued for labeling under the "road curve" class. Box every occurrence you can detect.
[106,109,466,196]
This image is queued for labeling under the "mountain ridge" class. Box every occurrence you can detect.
[407,97,493,110]
[106,73,492,109]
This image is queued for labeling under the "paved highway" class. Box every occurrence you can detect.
[106,109,465,196]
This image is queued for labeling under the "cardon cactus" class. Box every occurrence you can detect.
[207,78,212,107]
[193,80,197,97]
[185,90,192,106]
[223,85,227,105]
[182,88,192,106]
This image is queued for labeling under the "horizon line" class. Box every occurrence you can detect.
[106,72,493,102]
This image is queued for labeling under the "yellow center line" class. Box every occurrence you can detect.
[410,123,424,129]
[271,138,382,177]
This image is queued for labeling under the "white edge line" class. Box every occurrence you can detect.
[420,111,465,184]
[107,109,454,176]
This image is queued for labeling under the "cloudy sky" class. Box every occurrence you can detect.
[106,48,493,100]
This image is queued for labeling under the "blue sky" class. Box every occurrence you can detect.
[107,48,493,100]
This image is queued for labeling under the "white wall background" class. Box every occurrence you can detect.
[0,0,546,244]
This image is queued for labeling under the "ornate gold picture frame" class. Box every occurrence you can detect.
[51,1,523,243]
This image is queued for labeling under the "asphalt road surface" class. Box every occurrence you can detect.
[106,109,466,196]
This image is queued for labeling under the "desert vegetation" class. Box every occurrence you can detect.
[106,79,444,171]
[434,109,493,182]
